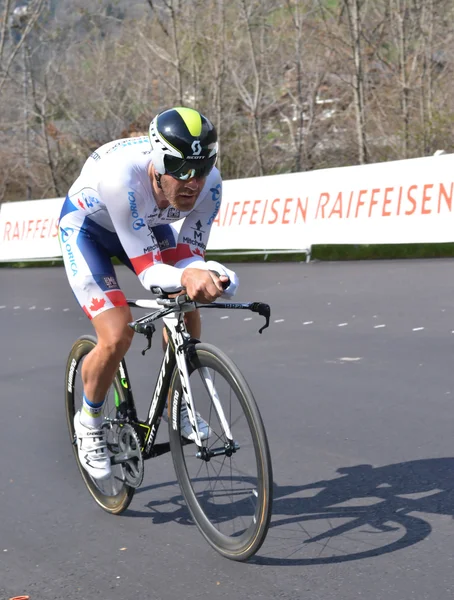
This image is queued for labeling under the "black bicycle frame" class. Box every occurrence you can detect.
[119,298,270,459]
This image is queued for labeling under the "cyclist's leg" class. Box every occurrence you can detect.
[60,207,134,478]
[82,305,133,403]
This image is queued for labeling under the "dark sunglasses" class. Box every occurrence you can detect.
[164,155,217,181]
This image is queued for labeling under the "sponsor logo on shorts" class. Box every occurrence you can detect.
[103,276,118,289]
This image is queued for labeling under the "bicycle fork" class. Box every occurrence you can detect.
[174,340,239,460]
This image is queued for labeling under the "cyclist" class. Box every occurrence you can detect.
[59,107,238,481]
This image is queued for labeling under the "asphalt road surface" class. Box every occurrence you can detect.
[1,260,454,599]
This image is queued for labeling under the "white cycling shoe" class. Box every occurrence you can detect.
[74,411,112,480]
[179,404,212,442]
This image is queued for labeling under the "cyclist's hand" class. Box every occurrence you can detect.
[181,268,227,303]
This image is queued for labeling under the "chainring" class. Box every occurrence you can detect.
[117,424,144,489]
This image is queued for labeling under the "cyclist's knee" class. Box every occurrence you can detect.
[92,306,134,358]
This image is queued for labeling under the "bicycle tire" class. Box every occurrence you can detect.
[168,342,273,561]
[65,335,135,514]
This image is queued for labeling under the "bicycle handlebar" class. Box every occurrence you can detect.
[127,297,271,335]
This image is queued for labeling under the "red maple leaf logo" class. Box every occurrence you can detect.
[193,248,204,257]
[154,250,162,262]
[78,198,85,210]
[89,297,106,312]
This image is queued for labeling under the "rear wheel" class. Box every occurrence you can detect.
[168,343,273,561]
[65,335,135,514]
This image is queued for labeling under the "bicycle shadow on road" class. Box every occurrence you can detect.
[253,457,454,565]
[125,458,454,565]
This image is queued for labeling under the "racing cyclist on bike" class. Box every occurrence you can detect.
[59,107,238,481]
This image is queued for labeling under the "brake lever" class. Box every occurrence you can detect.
[249,302,271,334]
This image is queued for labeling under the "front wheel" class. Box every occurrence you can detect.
[168,343,273,561]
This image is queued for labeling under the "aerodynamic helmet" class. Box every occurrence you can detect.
[148,107,218,180]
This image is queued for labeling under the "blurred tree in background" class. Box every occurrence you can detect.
[0,0,453,201]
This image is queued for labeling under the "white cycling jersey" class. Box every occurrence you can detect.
[59,136,237,319]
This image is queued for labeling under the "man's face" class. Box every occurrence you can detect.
[160,172,207,212]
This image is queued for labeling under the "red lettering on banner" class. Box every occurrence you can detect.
[397,187,403,215]
[213,211,221,226]
[421,184,433,214]
[251,200,260,224]
[369,189,380,217]
[346,191,354,218]
[212,181,454,229]
[218,197,308,227]
[13,222,20,239]
[239,201,250,225]
[439,183,453,211]
[383,188,393,216]
[41,219,49,238]
[229,201,240,226]
[4,221,11,241]
[406,185,417,215]
[316,193,330,218]
[260,200,268,224]
[295,198,307,223]
[282,198,292,224]
[2,217,59,242]
[34,219,42,237]
[355,190,367,217]
[329,193,342,218]
[269,199,279,224]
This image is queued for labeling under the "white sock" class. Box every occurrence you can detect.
[80,394,104,429]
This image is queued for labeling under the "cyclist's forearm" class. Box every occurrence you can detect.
[140,263,184,292]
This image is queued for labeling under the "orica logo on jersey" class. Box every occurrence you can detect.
[128,191,145,230]
[207,184,221,225]
[60,226,75,243]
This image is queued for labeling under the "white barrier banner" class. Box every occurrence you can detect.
[0,153,453,261]
[209,153,454,249]
[0,198,64,260]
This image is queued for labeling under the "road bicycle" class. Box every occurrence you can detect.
[65,288,273,561]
